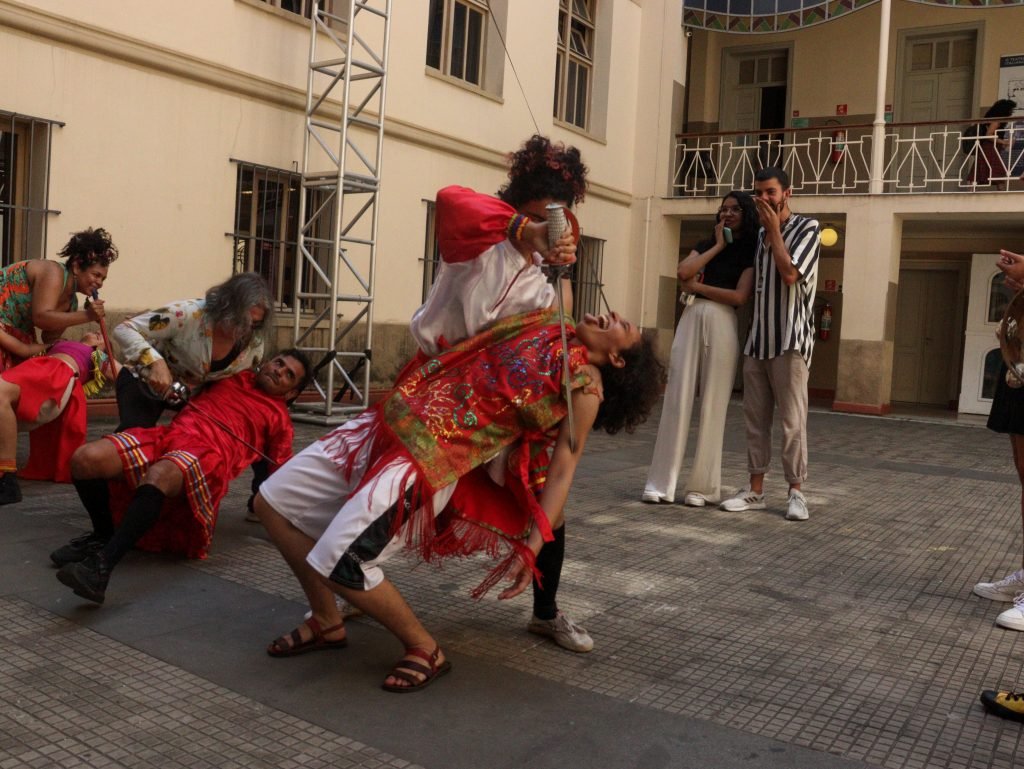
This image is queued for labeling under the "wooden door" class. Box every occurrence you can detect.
[892,269,961,405]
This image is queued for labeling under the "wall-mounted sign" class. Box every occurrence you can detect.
[836,104,848,116]
[998,55,1024,116]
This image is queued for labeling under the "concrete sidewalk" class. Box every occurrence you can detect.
[4,401,1024,769]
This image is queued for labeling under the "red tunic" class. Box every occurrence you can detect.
[105,371,294,559]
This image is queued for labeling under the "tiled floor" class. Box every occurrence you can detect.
[9,401,1024,768]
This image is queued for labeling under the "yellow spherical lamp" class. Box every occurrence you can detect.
[820,226,839,248]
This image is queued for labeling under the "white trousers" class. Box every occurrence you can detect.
[260,411,455,591]
[644,299,739,502]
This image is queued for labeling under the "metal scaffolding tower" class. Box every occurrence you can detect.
[291,0,391,424]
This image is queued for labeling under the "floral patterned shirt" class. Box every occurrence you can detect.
[112,298,264,392]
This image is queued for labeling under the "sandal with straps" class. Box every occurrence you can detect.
[266,616,348,658]
[381,645,452,693]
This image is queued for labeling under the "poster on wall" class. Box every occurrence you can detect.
[999,55,1024,116]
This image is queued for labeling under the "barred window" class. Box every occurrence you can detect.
[255,0,339,20]
[426,0,487,87]
[230,162,301,308]
[0,111,61,266]
[421,200,442,302]
[570,234,604,319]
[554,0,596,130]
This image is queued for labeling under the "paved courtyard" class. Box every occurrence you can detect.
[5,400,1024,769]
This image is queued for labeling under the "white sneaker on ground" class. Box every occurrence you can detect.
[785,489,809,521]
[528,611,594,653]
[974,568,1024,601]
[997,594,1024,631]
[721,487,765,512]
[683,492,708,507]
[641,490,671,504]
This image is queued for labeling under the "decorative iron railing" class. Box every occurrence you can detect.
[673,119,1024,197]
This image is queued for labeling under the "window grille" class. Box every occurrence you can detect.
[554,0,595,130]
[426,0,487,86]
[0,110,62,266]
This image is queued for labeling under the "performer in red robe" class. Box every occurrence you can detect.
[50,351,311,605]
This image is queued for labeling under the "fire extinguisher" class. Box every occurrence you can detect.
[819,301,833,341]
[830,128,846,164]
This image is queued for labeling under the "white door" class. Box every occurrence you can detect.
[959,254,1013,414]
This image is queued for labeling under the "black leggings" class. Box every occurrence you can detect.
[532,525,565,621]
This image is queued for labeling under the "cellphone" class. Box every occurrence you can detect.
[723,227,733,244]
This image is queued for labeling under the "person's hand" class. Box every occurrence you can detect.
[498,560,534,600]
[85,297,105,322]
[998,251,1024,284]
[713,219,726,248]
[145,359,173,396]
[680,275,702,294]
[754,197,780,233]
[544,229,577,267]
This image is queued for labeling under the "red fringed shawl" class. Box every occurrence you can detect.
[321,309,588,596]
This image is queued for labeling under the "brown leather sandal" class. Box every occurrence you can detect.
[381,645,452,693]
[266,617,347,658]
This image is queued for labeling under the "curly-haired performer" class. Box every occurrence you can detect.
[254,307,660,692]
[409,135,598,654]
[0,227,118,497]
[0,227,118,373]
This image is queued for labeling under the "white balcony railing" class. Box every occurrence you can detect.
[673,119,1024,197]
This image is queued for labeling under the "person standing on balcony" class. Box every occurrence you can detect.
[641,191,756,506]
[963,99,1016,188]
[721,167,820,521]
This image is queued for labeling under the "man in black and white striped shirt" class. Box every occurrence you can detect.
[722,167,820,521]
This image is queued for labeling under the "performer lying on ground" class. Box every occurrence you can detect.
[0,331,120,503]
[51,350,311,604]
[253,305,661,693]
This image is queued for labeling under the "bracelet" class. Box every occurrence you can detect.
[506,214,530,242]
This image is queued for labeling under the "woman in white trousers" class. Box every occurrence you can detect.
[642,191,757,506]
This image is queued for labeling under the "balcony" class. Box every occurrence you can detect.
[673,119,1024,198]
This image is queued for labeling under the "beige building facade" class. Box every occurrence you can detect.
[1,0,1023,414]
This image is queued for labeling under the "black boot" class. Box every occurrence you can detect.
[50,533,109,567]
[56,554,110,604]
[0,473,22,505]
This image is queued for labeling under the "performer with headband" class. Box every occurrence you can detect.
[0,331,120,504]
[50,350,311,604]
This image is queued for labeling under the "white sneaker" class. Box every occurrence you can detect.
[683,492,707,507]
[785,489,809,521]
[641,490,671,504]
[974,568,1024,601]
[997,594,1024,631]
[721,487,765,512]
[528,611,594,653]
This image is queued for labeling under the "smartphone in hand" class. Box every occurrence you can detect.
[723,227,733,244]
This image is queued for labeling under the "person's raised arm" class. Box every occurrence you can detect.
[678,221,728,280]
